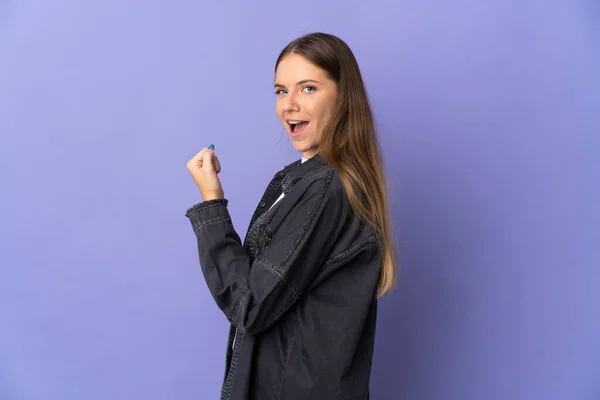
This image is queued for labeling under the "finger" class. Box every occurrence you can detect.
[188,147,209,169]
[195,147,208,161]
[213,155,221,174]
[202,149,215,172]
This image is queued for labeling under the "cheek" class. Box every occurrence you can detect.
[314,103,332,127]
[310,96,334,123]
[305,100,323,122]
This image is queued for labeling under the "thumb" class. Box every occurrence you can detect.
[202,149,215,172]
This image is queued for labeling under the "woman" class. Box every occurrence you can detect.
[185,32,397,400]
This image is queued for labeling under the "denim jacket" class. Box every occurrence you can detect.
[185,154,381,400]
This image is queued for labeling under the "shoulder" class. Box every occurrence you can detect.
[297,165,356,224]
[300,166,378,255]
[296,164,345,204]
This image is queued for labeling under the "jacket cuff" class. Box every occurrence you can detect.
[185,199,230,232]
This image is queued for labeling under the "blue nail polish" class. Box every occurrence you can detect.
[208,144,214,150]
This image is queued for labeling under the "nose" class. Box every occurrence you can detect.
[283,92,300,112]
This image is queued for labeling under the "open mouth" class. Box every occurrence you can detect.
[288,120,309,134]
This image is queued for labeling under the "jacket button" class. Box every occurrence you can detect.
[260,202,266,207]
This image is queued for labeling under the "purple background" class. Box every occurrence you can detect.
[1,1,599,399]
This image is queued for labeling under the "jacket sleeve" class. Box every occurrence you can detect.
[185,172,348,335]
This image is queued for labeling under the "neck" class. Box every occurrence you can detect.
[302,149,318,160]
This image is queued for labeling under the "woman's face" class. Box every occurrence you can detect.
[274,54,338,159]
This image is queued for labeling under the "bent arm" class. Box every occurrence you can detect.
[185,172,347,335]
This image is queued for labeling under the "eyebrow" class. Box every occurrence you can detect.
[274,79,321,88]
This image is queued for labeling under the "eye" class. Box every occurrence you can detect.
[302,86,316,93]
[275,89,287,95]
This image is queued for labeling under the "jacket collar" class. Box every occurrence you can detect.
[281,153,327,194]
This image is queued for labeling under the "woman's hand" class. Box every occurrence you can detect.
[187,146,224,201]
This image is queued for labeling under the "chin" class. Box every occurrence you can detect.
[291,142,310,153]
[288,133,317,154]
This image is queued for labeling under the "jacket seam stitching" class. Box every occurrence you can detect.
[220,330,243,400]
[256,258,299,299]
[228,285,251,323]
[193,217,231,233]
[185,199,228,217]
[323,233,378,268]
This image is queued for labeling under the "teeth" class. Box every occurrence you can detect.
[288,121,304,124]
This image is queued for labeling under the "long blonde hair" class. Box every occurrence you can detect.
[275,32,398,297]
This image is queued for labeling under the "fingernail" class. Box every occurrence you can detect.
[208,144,214,150]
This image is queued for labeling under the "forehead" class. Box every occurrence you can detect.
[275,54,330,83]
